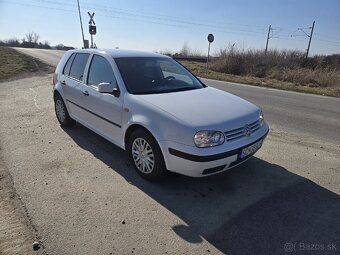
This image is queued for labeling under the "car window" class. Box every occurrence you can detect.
[69,53,90,82]
[62,53,75,76]
[160,60,193,85]
[115,57,204,94]
[87,55,116,87]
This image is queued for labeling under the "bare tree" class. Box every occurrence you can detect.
[180,42,190,57]
[25,31,39,43]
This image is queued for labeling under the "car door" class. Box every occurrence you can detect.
[80,54,123,146]
[61,53,90,118]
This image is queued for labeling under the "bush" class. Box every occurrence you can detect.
[210,46,340,88]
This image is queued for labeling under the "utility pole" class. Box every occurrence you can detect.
[77,0,85,48]
[306,21,315,58]
[265,25,271,56]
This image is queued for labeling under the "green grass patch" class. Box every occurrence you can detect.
[180,60,340,98]
[0,47,51,82]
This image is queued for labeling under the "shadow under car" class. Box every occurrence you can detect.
[62,124,340,254]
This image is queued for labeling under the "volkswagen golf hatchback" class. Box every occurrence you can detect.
[53,49,269,180]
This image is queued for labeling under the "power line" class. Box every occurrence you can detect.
[314,38,340,45]
[3,0,340,50]
[13,0,268,34]
[3,0,268,38]
[53,0,268,30]
[291,21,316,58]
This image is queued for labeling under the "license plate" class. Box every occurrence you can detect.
[239,139,263,159]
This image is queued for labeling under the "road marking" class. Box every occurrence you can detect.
[29,88,41,110]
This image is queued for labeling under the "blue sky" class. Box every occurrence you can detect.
[1,0,339,55]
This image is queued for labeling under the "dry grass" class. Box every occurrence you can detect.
[208,48,340,91]
[0,46,51,82]
[266,68,340,88]
[180,60,340,97]
[178,46,340,97]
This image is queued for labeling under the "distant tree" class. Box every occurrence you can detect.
[40,40,51,49]
[43,40,50,47]
[25,31,39,43]
[0,38,21,47]
[55,44,65,50]
[22,31,40,48]
[180,42,190,57]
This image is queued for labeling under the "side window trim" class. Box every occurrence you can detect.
[85,54,96,87]
[62,53,76,77]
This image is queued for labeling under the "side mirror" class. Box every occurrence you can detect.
[98,82,120,97]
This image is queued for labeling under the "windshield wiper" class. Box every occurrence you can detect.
[133,87,201,95]
[164,87,199,93]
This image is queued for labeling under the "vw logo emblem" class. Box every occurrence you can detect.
[243,125,251,136]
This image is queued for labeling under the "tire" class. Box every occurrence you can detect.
[128,129,167,181]
[54,94,75,127]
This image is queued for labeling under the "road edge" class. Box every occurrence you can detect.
[0,147,45,254]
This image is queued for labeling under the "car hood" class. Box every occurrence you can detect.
[137,87,260,131]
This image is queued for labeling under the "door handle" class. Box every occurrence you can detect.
[83,91,89,96]
[61,80,66,85]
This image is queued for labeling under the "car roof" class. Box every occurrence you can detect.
[68,48,170,59]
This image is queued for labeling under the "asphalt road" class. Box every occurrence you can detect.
[15,47,66,67]
[1,48,338,255]
[207,80,340,145]
[15,47,340,144]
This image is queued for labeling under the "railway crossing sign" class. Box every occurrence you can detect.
[88,12,96,35]
[88,12,95,25]
[87,12,96,47]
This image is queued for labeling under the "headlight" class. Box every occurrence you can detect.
[194,131,225,148]
[259,110,264,126]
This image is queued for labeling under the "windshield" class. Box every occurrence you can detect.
[114,57,205,94]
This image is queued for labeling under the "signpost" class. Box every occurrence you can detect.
[206,33,214,72]
[88,12,96,48]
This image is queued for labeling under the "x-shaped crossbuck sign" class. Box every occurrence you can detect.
[88,12,95,25]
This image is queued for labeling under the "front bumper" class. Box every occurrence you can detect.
[159,123,269,177]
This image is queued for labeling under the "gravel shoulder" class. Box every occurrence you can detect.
[0,74,339,254]
[0,136,44,254]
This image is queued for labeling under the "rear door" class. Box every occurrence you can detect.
[80,54,123,145]
[61,53,90,118]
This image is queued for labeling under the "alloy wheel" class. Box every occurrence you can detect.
[55,99,66,122]
[131,138,155,174]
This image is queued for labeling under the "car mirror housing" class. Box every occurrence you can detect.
[98,82,114,93]
[98,82,120,97]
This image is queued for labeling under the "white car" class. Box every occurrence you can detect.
[53,49,269,180]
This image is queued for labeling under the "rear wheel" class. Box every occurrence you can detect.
[128,129,167,181]
[54,94,75,127]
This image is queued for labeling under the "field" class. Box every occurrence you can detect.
[179,49,340,97]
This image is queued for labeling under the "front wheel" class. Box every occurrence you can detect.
[128,129,167,181]
[54,94,75,127]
